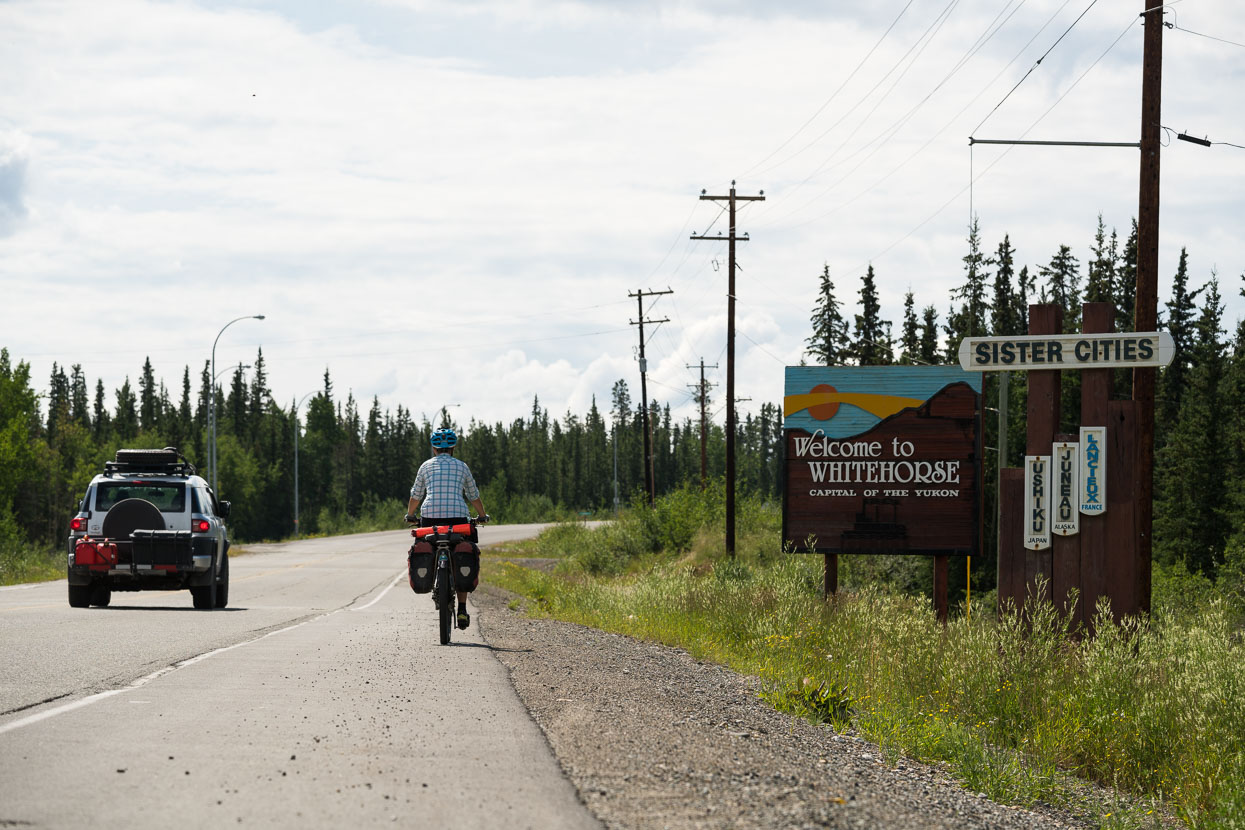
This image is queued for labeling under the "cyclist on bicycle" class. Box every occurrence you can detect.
[405,427,488,629]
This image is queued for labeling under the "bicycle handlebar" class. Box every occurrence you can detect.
[404,513,489,525]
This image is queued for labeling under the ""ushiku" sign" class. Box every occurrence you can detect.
[958,332,1174,371]
[1024,455,1051,551]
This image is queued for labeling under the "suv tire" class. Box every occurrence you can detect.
[213,554,229,609]
[190,581,216,610]
[68,583,92,608]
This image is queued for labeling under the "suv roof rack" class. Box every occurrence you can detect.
[104,447,197,476]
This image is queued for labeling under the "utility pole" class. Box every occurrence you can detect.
[1134,0,1163,612]
[693,181,764,556]
[686,359,718,490]
[629,288,671,506]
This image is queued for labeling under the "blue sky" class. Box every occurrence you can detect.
[2,0,1242,428]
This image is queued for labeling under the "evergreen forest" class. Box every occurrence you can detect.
[3,212,1243,600]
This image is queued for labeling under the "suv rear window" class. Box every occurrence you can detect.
[95,482,187,513]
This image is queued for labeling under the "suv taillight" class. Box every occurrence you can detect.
[193,519,210,533]
[70,517,85,532]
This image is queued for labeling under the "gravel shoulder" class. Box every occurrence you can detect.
[473,584,1092,830]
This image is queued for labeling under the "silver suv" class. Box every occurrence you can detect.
[67,448,230,610]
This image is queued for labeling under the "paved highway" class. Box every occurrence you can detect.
[0,524,599,829]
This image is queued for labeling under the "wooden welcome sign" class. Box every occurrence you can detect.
[782,366,983,617]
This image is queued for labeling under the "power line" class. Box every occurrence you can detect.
[741,0,918,177]
[973,0,1104,134]
[738,330,787,365]
[1172,23,1245,50]
[838,14,1137,277]
[755,0,1044,230]
[750,0,963,186]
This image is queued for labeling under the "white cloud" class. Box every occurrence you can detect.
[1,0,1242,430]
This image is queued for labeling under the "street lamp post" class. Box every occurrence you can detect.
[292,391,315,538]
[211,315,265,491]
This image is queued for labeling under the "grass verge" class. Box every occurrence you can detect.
[485,487,1243,829]
[0,543,63,586]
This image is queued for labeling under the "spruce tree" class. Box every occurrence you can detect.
[1116,220,1138,334]
[92,379,111,441]
[805,264,849,365]
[248,348,270,440]
[1158,248,1203,443]
[1038,244,1081,327]
[175,367,193,456]
[945,217,991,361]
[114,378,138,440]
[989,235,1021,337]
[196,361,211,434]
[899,290,921,364]
[46,363,70,435]
[1154,276,1229,576]
[1085,214,1116,304]
[69,365,90,429]
[1016,265,1033,333]
[919,305,941,365]
[1223,274,1245,551]
[138,357,158,433]
[853,265,889,365]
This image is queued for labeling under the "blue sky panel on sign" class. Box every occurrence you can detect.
[784,366,981,439]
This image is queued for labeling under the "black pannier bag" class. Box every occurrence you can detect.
[408,541,435,593]
[452,542,480,592]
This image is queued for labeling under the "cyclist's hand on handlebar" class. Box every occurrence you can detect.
[476,513,491,525]
[403,513,418,524]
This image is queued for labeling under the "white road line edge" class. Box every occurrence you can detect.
[350,571,406,612]
[0,581,56,592]
[0,609,342,737]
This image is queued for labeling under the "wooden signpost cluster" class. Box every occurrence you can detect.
[985,302,1164,630]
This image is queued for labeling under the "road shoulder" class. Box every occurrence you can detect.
[474,585,1090,830]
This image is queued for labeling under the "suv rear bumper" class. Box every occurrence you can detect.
[68,534,218,588]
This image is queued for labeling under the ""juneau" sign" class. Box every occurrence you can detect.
[1052,442,1080,536]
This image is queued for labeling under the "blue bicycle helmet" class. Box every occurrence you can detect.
[430,427,458,449]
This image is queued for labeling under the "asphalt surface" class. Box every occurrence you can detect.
[0,524,599,830]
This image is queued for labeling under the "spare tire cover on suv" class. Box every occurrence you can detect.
[101,498,166,540]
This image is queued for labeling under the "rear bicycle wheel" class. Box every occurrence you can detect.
[436,571,452,645]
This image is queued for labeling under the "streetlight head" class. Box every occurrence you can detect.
[255,314,266,320]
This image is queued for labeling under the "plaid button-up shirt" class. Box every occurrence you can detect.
[410,454,480,519]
